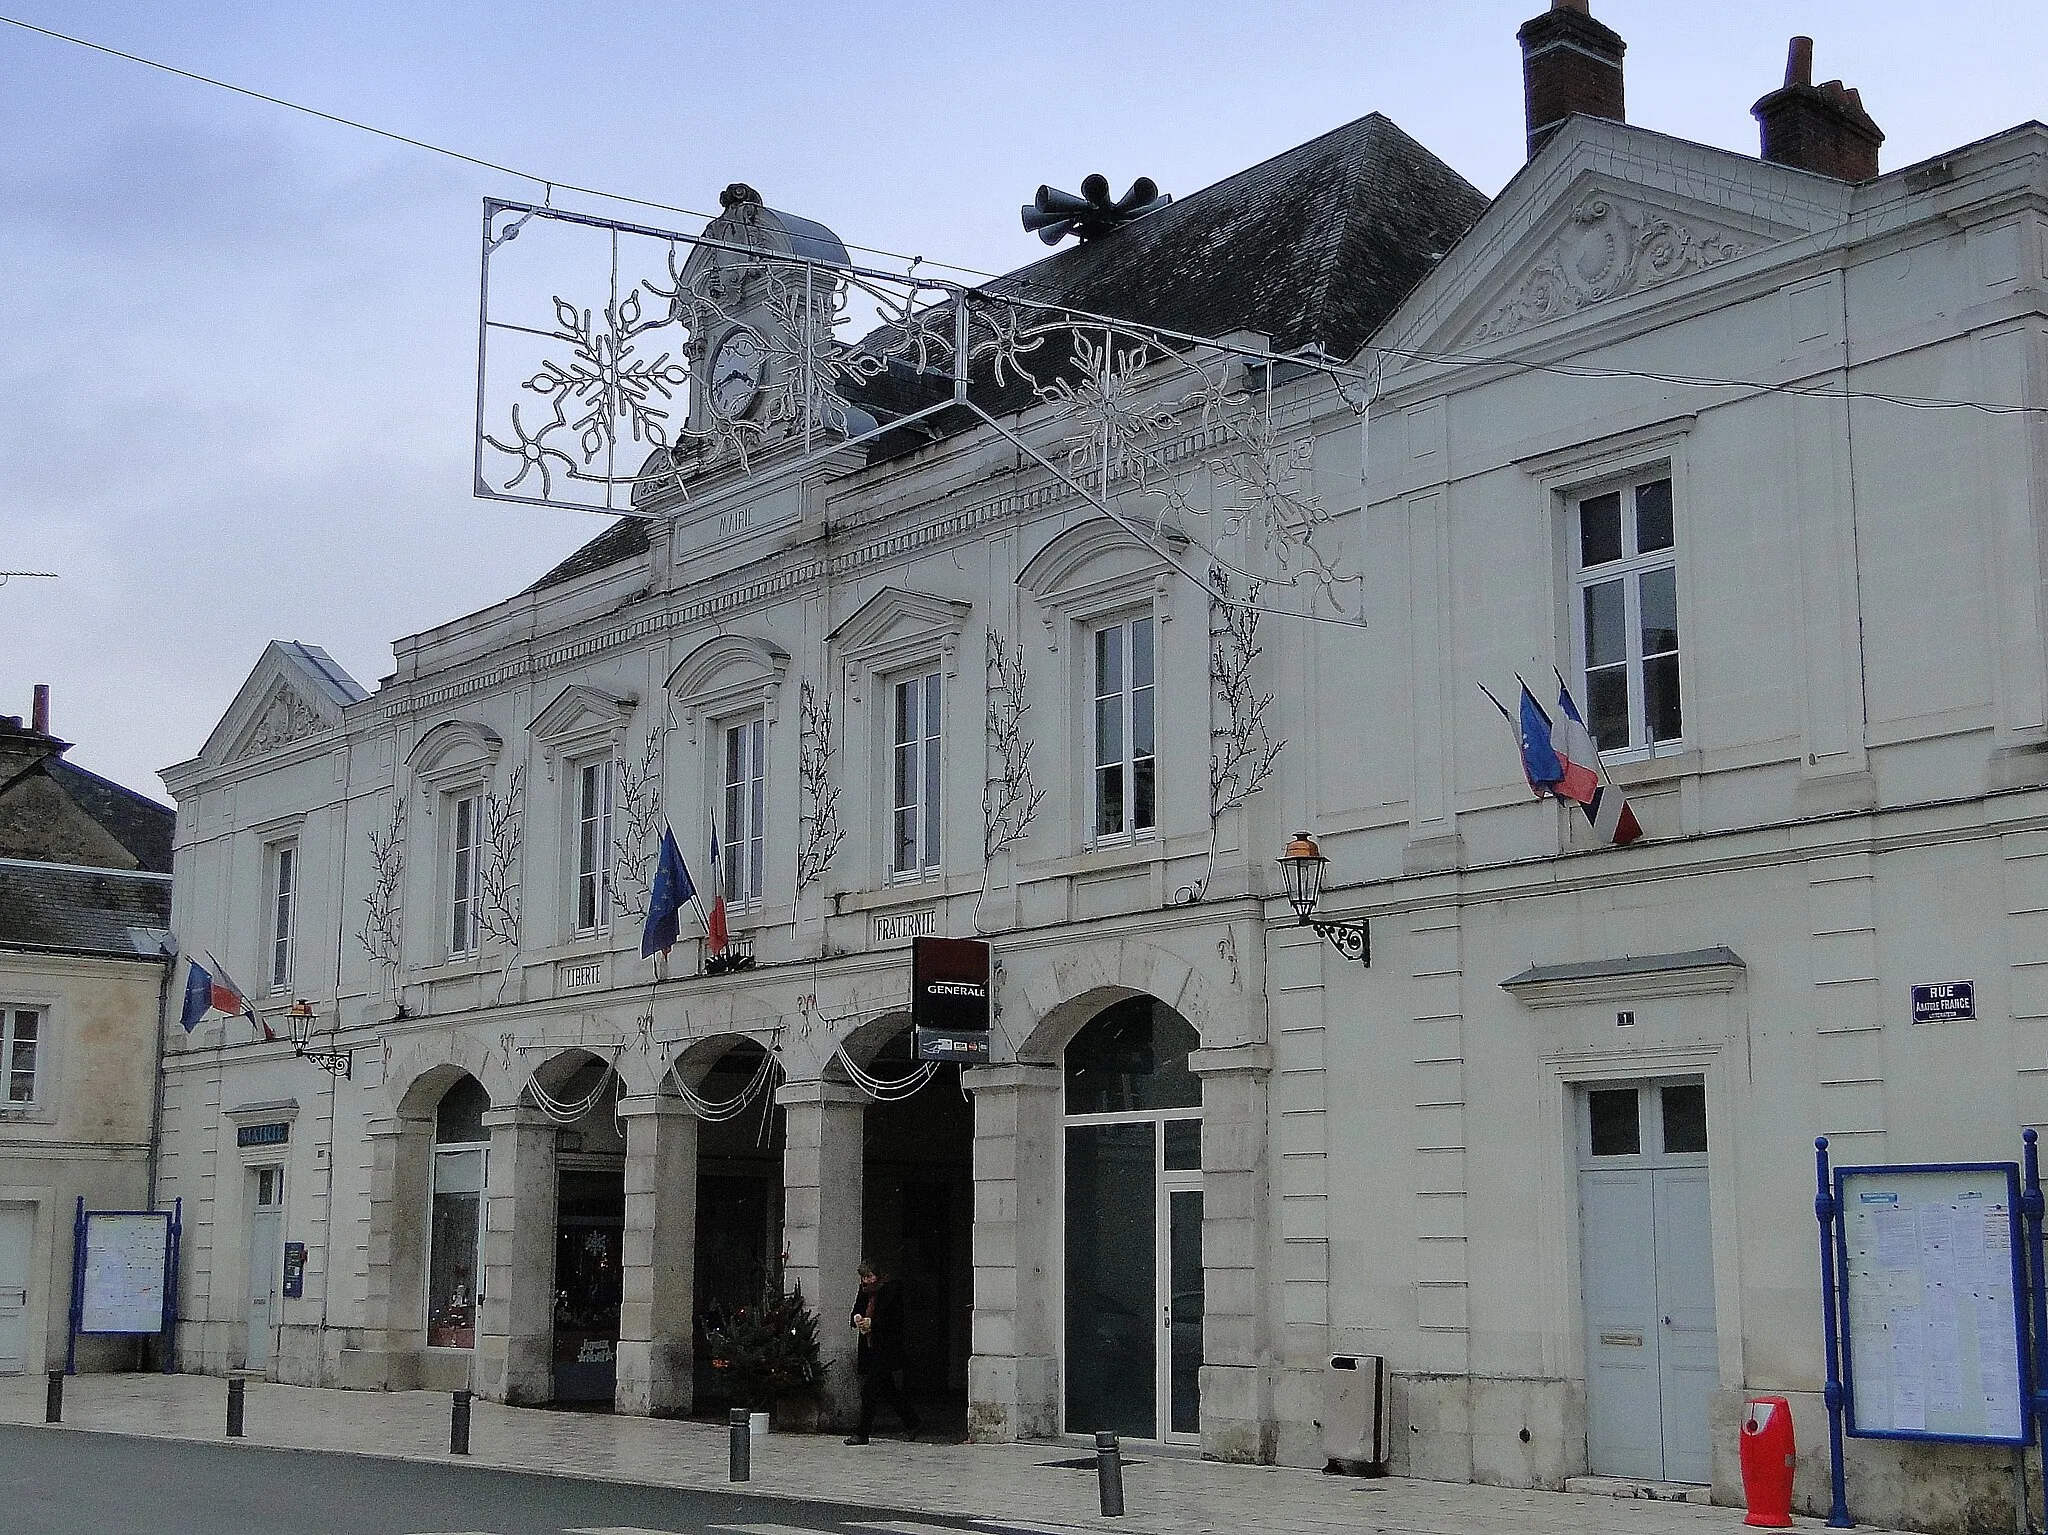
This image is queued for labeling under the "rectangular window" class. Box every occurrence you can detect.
[4,1008,40,1104]
[1573,474,1680,755]
[723,717,766,906]
[450,793,481,956]
[268,843,296,993]
[891,670,943,877]
[1092,615,1156,841]
[574,758,613,934]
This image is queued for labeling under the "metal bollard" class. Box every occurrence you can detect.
[450,1389,471,1456]
[728,1406,751,1482]
[45,1370,62,1424]
[226,1375,246,1438]
[1095,1429,1125,1517]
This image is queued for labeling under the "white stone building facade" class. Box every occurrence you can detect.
[158,9,2048,1530]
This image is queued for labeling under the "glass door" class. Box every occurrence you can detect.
[1165,1185,1203,1439]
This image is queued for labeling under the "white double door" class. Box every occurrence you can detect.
[1578,1081,1716,1486]
[0,1204,31,1374]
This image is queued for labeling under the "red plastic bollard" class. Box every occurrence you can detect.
[1739,1395,1796,1528]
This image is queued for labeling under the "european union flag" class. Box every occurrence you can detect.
[179,959,213,1033]
[640,827,696,959]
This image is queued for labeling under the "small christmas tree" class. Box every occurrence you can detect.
[706,1280,826,1414]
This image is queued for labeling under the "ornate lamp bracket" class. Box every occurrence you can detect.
[1277,830,1369,966]
[287,1000,354,1080]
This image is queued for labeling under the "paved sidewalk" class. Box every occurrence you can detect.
[0,1372,1900,1535]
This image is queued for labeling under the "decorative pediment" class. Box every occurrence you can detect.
[1458,193,1761,347]
[1018,517,1176,648]
[666,634,789,742]
[828,587,973,701]
[529,685,636,778]
[405,719,503,788]
[198,640,365,768]
[240,684,327,759]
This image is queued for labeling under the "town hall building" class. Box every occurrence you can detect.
[158,6,2048,1529]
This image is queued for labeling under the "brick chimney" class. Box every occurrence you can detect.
[31,685,47,735]
[1753,37,1883,181]
[1518,0,1626,161]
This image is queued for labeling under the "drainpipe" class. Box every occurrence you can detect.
[146,935,175,1208]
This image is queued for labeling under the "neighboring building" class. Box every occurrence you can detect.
[0,692,174,1376]
[158,5,2048,1531]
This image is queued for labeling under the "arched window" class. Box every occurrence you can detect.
[1063,996,1203,1442]
[428,1075,489,1349]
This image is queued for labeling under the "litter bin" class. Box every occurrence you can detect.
[1322,1355,1390,1472]
[1739,1395,1796,1528]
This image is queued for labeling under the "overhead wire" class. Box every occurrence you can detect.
[11,10,2044,418]
[0,12,998,281]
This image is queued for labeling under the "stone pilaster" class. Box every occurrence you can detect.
[777,1079,865,1427]
[1190,1042,1276,1463]
[342,1113,432,1390]
[475,1105,556,1405]
[962,1062,1061,1441]
[614,1095,697,1416]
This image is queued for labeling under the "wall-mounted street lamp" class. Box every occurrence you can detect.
[1278,831,1369,964]
[287,999,353,1080]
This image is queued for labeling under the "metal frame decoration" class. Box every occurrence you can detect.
[610,726,665,923]
[357,798,404,983]
[475,199,1376,627]
[982,628,1044,863]
[1177,567,1284,904]
[795,679,842,894]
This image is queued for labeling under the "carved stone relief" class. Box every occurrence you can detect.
[1465,196,1755,345]
[242,684,326,756]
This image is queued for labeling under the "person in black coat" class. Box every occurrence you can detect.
[845,1259,921,1444]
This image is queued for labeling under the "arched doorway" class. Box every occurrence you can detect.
[682,1036,786,1413]
[531,1051,626,1407]
[1063,995,1203,1443]
[845,1020,974,1438]
[426,1075,489,1351]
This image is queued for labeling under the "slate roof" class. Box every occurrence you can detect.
[987,112,1486,360]
[529,110,1486,592]
[0,858,172,960]
[529,517,650,593]
[43,759,175,873]
[279,641,369,707]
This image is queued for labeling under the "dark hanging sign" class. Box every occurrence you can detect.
[236,1122,291,1148]
[282,1241,306,1299]
[912,936,991,1063]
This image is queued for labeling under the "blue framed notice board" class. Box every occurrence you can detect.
[1835,1162,2029,1445]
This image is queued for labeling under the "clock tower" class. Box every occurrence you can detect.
[651,183,872,490]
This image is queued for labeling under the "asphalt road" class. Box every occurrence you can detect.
[0,1424,999,1535]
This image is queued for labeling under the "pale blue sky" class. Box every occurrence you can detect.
[2,1,2043,796]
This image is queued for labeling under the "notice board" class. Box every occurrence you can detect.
[1837,1163,2028,1444]
[78,1212,171,1334]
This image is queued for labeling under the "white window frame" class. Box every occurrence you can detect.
[1567,467,1683,762]
[889,668,943,880]
[572,755,614,936]
[721,714,767,909]
[1089,612,1158,844]
[267,841,298,994]
[3,1005,44,1108]
[448,790,484,957]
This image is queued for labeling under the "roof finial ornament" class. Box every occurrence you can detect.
[1021,173,1170,246]
[719,183,763,210]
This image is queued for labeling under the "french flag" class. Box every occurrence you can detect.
[1549,683,1601,807]
[705,826,729,956]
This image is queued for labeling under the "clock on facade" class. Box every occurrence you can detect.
[708,327,768,419]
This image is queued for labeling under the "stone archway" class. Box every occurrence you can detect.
[348,1045,515,1393]
[828,1011,974,1439]
[967,928,1273,1462]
